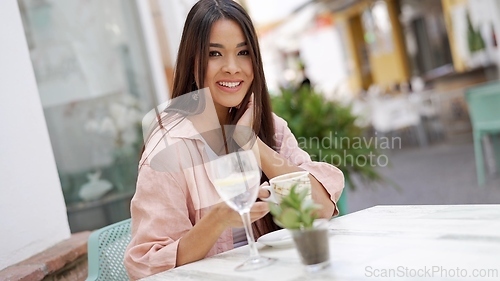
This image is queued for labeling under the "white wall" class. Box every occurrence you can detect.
[0,0,70,270]
[155,0,198,70]
[137,0,172,105]
[299,27,349,100]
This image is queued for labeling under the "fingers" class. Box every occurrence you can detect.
[249,202,269,222]
[258,182,270,199]
[251,201,270,212]
[234,93,256,149]
[248,93,254,108]
[258,188,270,199]
[213,198,269,228]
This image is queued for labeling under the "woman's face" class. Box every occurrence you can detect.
[203,19,254,116]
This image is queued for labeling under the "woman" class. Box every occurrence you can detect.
[124,0,344,279]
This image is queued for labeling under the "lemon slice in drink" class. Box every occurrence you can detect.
[215,173,258,186]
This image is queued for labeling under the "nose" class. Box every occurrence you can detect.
[222,55,241,74]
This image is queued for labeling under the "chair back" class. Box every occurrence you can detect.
[86,218,131,281]
[465,82,500,126]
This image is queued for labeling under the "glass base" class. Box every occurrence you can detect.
[235,256,277,271]
[304,260,330,273]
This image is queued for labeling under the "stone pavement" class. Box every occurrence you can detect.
[347,139,500,214]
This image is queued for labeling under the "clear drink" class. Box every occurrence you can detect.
[211,150,276,271]
[214,172,260,212]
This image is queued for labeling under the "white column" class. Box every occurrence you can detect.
[156,0,198,67]
[136,0,171,104]
[0,0,70,270]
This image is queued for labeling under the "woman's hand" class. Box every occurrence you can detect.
[233,93,256,150]
[236,93,254,128]
[211,200,269,229]
[177,195,268,267]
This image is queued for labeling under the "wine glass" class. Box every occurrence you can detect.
[211,150,277,271]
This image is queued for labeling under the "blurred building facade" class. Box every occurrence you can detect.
[337,0,499,94]
[254,0,500,97]
[323,0,500,143]
[251,0,500,145]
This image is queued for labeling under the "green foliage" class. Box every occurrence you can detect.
[467,12,485,53]
[269,185,322,229]
[271,86,383,190]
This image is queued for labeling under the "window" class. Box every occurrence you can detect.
[18,0,157,232]
[400,0,453,77]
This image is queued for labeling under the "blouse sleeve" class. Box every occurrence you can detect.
[273,114,345,216]
[124,163,192,280]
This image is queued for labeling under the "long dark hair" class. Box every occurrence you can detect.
[146,0,279,237]
[173,0,274,138]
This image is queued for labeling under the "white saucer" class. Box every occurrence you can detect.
[257,229,295,248]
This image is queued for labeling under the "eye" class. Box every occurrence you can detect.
[209,51,221,57]
[238,50,250,56]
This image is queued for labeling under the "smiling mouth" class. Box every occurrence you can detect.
[218,81,242,88]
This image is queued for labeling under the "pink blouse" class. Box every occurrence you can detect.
[124,114,344,280]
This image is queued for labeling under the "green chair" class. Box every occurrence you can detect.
[86,218,132,281]
[465,81,500,186]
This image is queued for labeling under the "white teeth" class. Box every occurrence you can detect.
[218,81,241,88]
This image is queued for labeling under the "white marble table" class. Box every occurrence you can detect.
[141,205,500,280]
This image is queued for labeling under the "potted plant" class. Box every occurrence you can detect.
[269,184,330,272]
[466,11,487,67]
[271,86,385,214]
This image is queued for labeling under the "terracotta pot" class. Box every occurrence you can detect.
[291,219,330,272]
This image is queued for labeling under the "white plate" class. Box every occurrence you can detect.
[257,229,294,248]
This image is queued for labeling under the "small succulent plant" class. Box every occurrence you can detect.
[268,184,323,229]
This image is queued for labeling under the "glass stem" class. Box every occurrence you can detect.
[241,211,259,260]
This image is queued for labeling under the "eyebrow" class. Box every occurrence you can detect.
[209,42,247,48]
